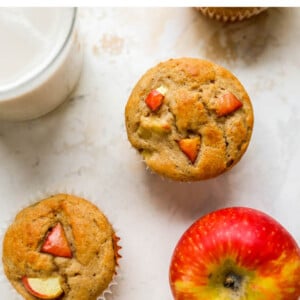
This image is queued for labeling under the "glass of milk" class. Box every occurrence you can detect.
[0,7,83,121]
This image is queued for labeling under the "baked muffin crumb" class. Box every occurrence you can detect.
[2,194,119,300]
[125,58,253,181]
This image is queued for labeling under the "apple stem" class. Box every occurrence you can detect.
[224,272,242,291]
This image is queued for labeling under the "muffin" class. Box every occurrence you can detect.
[2,194,120,300]
[125,58,253,181]
[196,7,267,22]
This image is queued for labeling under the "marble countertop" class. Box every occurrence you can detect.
[0,7,300,299]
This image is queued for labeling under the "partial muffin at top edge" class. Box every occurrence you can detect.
[125,58,254,181]
[2,194,120,300]
[196,7,267,22]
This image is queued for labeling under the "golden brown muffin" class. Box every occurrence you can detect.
[125,58,253,181]
[2,194,120,300]
[196,7,267,22]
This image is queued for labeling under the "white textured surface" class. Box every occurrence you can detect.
[0,7,299,299]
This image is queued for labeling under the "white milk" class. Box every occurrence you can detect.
[0,8,83,121]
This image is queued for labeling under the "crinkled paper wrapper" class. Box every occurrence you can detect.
[0,187,121,300]
[196,7,267,22]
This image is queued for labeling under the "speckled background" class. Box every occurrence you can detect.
[0,7,299,299]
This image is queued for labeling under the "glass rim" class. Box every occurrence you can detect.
[0,7,77,97]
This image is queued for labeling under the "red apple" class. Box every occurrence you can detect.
[22,276,63,299]
[41,223,72,258]
[169,207,300,300]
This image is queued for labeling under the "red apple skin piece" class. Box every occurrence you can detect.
[22,276,63,299]
[169,207,300,300]
[41,223,72,258]
[215,93,243,117]
[145,89,165,112]
[178,137,200,164]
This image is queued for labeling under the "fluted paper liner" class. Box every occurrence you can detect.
[196,7,267,22]
[0,187,122,300]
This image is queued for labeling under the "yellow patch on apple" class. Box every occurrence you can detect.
[22,276,63,299]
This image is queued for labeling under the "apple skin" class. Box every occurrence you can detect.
[215,93,243,117]
[178,137,200,164]
[145,89,165,112]
[22,276,63,299]
[169,207,300,300]
[41,223,72,258]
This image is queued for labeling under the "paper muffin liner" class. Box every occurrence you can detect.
[98,231,121,300]
[0,198,24,300]
[196,7,267,22]
[0,187,122,300]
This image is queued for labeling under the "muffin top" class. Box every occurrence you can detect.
[2,194,118,300]
[125,58,253,181]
